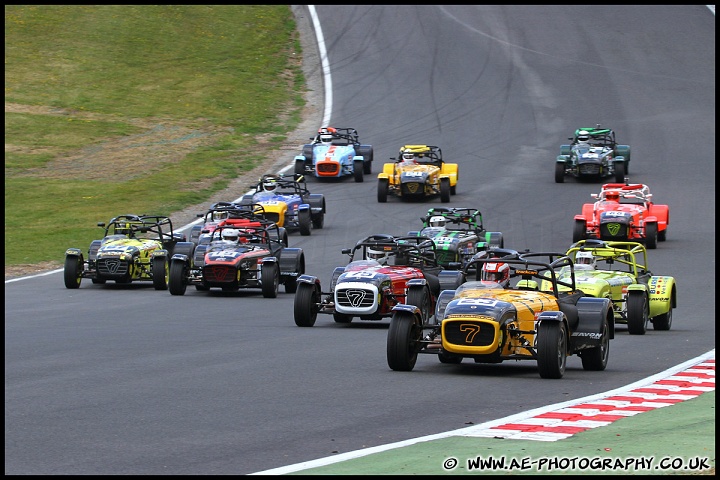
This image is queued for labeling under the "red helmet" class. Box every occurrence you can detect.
[481,262,510,288]
[605,190,620,202]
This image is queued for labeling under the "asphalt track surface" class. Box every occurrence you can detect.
[5,5,715,475]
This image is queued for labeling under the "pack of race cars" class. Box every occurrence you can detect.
[63,125,676,379]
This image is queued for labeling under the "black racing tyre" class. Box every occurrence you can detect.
[555,163,566,183]
[645,222,658,249]
[168,260,188,296]
[333,312,353,324]
[438,352,463,364]
[581,317,610,371]
[658,228,667,242]
[652,308,673,331]
[353,159,364,182]
[386,311,421,371]
[614,161,626,183]
[152,256,169,290]
[573,219,587,243]
[294,160,305,175]
[440,178,451,203]
[537,321,567,379]
[377,178,389,203]
[261,262,279,298]
[294,282,319,327]
[363,159,372,175]
[64,256,82,289]
[406,285,431,324]
[626,292,649,335]
[312,212,324,229]
[298,209,312,236]
[284,277,298,294]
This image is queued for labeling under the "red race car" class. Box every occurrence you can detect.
[572,182,669,249]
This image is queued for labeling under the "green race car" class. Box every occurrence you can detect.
[563,240,677,334]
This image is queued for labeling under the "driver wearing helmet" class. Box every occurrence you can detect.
[115,223,133,237]
[428,215,446,228]
[221,228,240,245]
[366,246,390,265]
[575,251,597,270]
[318,127,336,145]
[262,176,279,193]
[576,130,591,146]
[480,261,510,288]
[401,150,417,164]
[604,190,620,203]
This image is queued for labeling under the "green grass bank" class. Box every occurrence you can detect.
[5,5,305,266]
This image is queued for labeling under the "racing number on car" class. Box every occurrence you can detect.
[344,271,379,279]
[459,324,481,344]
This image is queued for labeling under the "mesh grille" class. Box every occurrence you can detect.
[204,265,236,283]
[443,320,495,347]
[97,259,129,276]
[317,163,340,174]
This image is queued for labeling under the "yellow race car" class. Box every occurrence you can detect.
[377,145,458,203]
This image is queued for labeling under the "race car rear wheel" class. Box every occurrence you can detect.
[614,161,626,183]
[438,352,463,364]
[626,292,649,335]
[537,321,567,379]
[644,222,658,249]
[261,262,280,298]
[63,256,82,289]
[168,260,188,295]
[406,285,431,324]
[311,212,324,229]
[652,308,672,331]
[572,219,587,243]
[580,317,610,371]
[387,311,422,371]
[152,257,169,290]
[298,209,312,236]
[332,313,352,323]
[555,163,566,183]
[440,178,451,203]
[294,160,306,175]
[377,178,389,203]
[294,282,319,327]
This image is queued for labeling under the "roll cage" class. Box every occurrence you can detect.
[567,239,650,277]
[421,207,485,233]
[254,173,312,197]
[310,127,361,146]
[99,214,178,243]
[342,234,440,268]
[570,124,617,149]
[393,145,443,166]
[464,249,579,297]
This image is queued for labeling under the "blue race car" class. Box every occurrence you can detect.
[239,173,326,236]
[294,127,374,182]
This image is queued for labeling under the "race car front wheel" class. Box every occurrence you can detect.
[537,321,567,379]
[152,257,169,290]
[627,292,649,335]
[261,262,279,298]
[63,256,82,289]
[294,282,319,327]
[387,311,422,372]
[377,178,389,203]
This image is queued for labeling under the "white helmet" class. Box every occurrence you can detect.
[222,228,240,243]
[319,127,334,144]
[263,177,278,192]
[429,216,446,228]
[402,150,415,162]
[577,130,590,143]
[366,246,389,265]
[576,251,596,269]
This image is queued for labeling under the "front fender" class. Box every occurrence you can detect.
[297,274,320,286]
[65,247,83,258]
[557,154,571,163]
[151,249,169,260]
